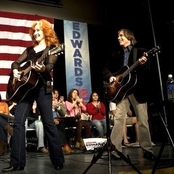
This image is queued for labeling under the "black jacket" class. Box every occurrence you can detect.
[103,47,150,103]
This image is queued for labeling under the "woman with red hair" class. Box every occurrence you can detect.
[3,19,64,172]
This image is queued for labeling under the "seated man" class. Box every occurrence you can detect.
[52,89,74,153]
[26,101,48,153]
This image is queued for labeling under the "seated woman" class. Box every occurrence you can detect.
[65,88,91,150]
[86,92,107,138]
[0,93,13,156]
[27,100,48,153]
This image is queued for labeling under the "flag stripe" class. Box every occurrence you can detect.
[0,39,31,48]
[0,11,54,101]
[0,24,31,33]
[0,11,54,22]
[0,84,9,91]
[0,31,31,41]
[0,68,11,75]
[0,54,20,61]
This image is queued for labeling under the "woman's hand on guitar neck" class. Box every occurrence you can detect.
[33,61,46,72]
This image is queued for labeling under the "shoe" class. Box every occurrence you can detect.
[123,142,133,147]
[143,151,156,161]
[75,142,80,149]
[131,142,140,147]
[80,138,86,150]
[40,147,49,153]
[54,164,63,170]
[62,144,74,153]
[2,166,24,172]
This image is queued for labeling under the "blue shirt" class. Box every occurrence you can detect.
[123,45,133,66]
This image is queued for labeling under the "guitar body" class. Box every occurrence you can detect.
[6,60,39,103]
[107,66,137,103]
[106,46,160,103]
[6,44,65,103]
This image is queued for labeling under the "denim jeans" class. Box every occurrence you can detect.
[10,86,64,168]
[91,119,107,137]
[28,120,45,149]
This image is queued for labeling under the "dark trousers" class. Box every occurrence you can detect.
[75,120,91,142]
[0,116,8,141]
[10,86,64,168]
[56,119,67,146]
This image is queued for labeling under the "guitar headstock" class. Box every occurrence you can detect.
[48,44,65,56]
[146,46,160,57]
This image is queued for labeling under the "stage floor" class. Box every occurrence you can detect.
[0,143,174,174]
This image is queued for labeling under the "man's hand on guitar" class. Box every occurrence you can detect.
[33,61,46,72]
[109,76,116,83]
[139,53,147,65]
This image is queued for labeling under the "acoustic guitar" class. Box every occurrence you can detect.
[6,44,64,103]
[107,46,160,103]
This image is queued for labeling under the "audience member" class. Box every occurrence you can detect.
[86,92,107,137]
[52,89,74,153]
[52,89,68,118]
[27,101,48,153]
[0,93,13,156]
[65,88,91,150]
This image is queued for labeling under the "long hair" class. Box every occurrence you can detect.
[66,88,79,102]
[29,19,59,47]
[118,28,137,46]
[88,91,100,103]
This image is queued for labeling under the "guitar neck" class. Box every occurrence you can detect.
[122,60,139,78]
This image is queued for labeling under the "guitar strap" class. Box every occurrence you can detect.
[38,46,52,94]
[42,46,50,59]
[133,47,137,63]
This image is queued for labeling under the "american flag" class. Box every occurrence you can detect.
[0,11,54,101]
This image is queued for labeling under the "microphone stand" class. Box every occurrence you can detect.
[82,82,142,174]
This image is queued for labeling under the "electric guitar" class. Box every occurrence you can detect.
[6,44,64,103]
[107,46,160,103]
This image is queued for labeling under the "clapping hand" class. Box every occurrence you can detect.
[96,101,100,109]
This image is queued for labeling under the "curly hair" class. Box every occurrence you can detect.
[66,88,79,102]
[29,19,59,47]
